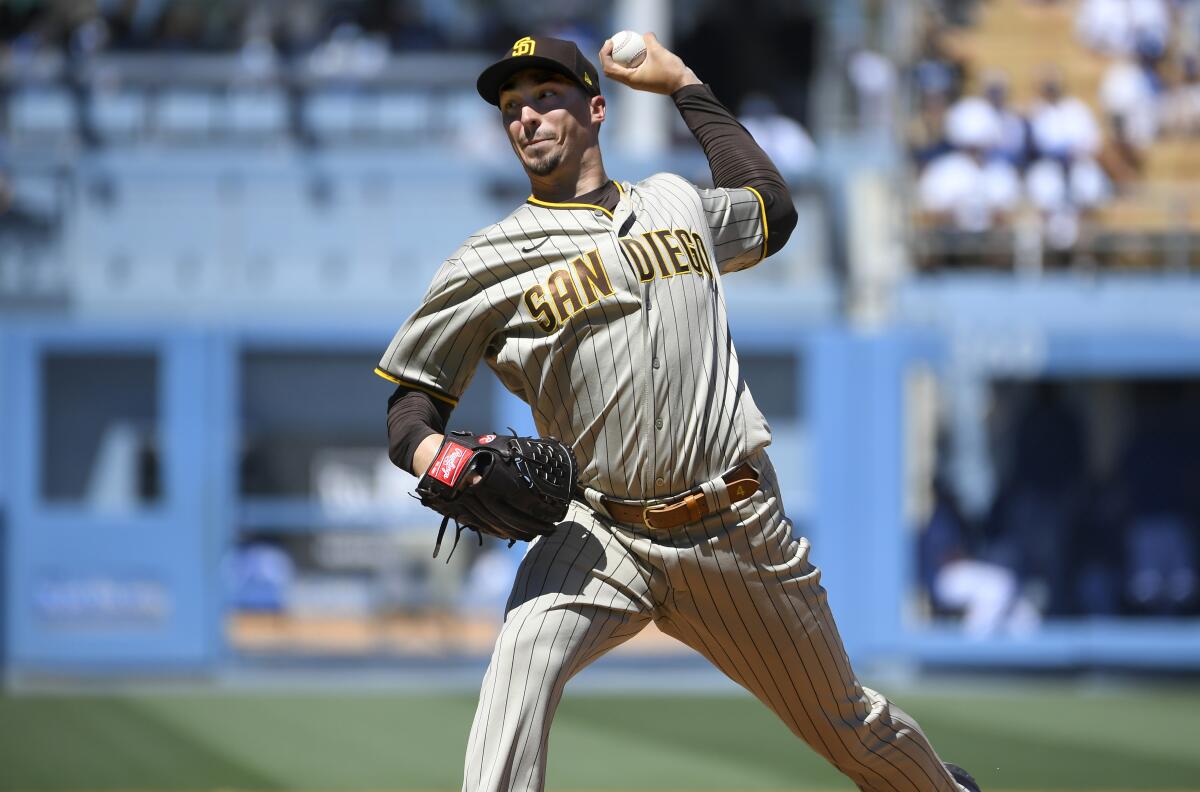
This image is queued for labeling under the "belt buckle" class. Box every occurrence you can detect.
[642,503,667,530]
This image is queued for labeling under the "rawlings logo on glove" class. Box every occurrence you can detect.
[416,430,578,558]
[428,441,473,486]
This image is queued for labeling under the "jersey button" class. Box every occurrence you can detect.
[652,358,660,369]
[654,418,664,430]
[655,477,665,487]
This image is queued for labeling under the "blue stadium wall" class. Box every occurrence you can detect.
[5,277,1200,676]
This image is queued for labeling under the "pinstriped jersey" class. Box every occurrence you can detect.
[377,172,771,501]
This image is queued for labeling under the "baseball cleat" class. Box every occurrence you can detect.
[944,762,981,792]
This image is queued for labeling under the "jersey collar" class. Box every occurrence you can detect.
[526,180,623,219]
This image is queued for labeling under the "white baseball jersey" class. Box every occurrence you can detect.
[377,173,966,792]
[376,174,771,500]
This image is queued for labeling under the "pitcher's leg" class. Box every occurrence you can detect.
[463,509,654,792]
[657,458,959,792]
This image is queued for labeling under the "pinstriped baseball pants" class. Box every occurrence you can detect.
[462,452,962,792]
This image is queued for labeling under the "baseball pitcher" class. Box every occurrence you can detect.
[377,33,982,792]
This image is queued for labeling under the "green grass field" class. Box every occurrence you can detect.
[1,683,1196,791]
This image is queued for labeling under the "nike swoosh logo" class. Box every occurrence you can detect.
[521,237,549,253]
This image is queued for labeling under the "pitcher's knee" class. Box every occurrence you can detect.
[492,606,583,678]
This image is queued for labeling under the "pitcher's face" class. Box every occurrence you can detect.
[499,69,604,177]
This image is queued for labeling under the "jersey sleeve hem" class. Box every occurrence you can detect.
[742,185,769,264]
[373,367,459,407]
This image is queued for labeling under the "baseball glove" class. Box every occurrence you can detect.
[415,430,578,558]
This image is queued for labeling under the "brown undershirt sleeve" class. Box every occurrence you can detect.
[387,386,451,475]
[672,84,799,257]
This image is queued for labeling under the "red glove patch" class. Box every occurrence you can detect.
[428,441,474,486]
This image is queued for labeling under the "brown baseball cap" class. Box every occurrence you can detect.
[477,36,601,105]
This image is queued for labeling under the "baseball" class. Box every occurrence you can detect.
[610,30,647,68]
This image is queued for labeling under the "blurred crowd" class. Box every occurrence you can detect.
[920,381,1200,635]
[0,0,562,58]
[0,0,817,154]
[0,1,561,152]
[910,0,1200,253]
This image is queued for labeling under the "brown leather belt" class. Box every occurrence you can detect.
[593,462,760,530]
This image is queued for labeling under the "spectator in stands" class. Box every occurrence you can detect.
[918,95,1022,233]
[1097,33,1170,186]
[1076,0,1169,57]
[276,0,325,58]
[235,4,280,82]
[1072,477,1125,616]
[908,87,954,168]
[1029,67,1103,164]
[1026,66,1110,248]
[1128,0,1170,59]
[307,21,388,80]
[1076,0,1135,56]
[848,47,898,135]
[981,70,1030,168]
[0,165,57,236]
[153,1,213,51]
[379,0,449,51]
[1096,113,1146,187]
[63,1,108,147]
[1161,55,1200,135]
[919,476,1041,638]
[906,3,963,169]
[1180,0,1200,62]
[97,0,143,50]
[912,12,965,99]
[1075,0,1166,56]
[0,0,482,56]
[738,92,816,175]
[1113,384,1200,615]
[987,382,1089,616]
[1100,47,1161,152]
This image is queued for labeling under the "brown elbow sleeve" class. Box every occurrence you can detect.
[386,387,450,474]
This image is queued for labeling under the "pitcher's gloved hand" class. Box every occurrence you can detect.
[415,430,578,557]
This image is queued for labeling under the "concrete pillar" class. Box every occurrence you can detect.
[611,0,671,158]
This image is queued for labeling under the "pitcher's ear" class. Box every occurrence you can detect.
[590,94,606,124]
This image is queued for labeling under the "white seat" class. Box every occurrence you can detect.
[156,90,216,138]
[91,89,146,140]
[225,89,288,137]
[304,91,364,139]
[374,92,430,136]
[9,88,76,142]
